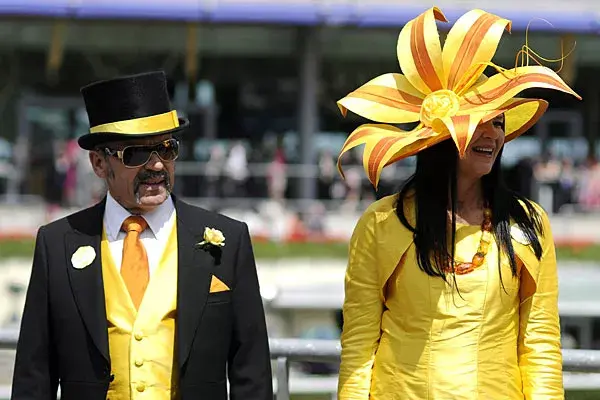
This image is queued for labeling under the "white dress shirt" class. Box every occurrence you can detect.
[103,191,176,276]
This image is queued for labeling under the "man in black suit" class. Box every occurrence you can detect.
[11,71,273,400]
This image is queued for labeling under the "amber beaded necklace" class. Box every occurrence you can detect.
[444,208,493,275]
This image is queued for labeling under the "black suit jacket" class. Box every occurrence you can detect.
[11,196,273,400]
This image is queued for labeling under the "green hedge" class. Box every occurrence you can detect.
[564,391,600,400]
[0,238,599,261]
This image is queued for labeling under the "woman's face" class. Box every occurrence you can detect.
[457,114,505,180]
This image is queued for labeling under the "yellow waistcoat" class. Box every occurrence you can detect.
[102,223,178,400]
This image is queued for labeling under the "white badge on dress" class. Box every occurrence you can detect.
[510,224,530,245]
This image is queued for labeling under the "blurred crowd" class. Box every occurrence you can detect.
[24,136,381,210]
[4,137,600,217]
[533,155,600,213]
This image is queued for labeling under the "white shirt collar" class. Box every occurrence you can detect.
[104,191,175,240]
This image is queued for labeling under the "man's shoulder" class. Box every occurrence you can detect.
[39,201,105,237]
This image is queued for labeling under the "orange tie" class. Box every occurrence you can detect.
[120,216,149,310]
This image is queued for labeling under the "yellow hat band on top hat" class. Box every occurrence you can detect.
[89,110,180,135]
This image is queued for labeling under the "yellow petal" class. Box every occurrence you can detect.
[337,124,409,179]
[397,7,447,94]
[337,73,424,123]
[442,9,511,94]
[500,98,549,141]
[384,133,448,168]
[337,124,433,188]
[434,112,489,157]
[435,98,547,157]
[363,126,437,188]
[425,98,546,158]
[460,66,581,112]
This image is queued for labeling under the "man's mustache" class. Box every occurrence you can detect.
[133,170,171,193]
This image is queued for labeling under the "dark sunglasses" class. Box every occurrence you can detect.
[104,138,179,168]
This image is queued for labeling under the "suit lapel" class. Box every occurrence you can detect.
[175,198,212,370]
[65,200,109,363]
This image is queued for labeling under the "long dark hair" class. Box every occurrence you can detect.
[396,139,544,280]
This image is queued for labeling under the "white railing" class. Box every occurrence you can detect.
[2,330,600,399]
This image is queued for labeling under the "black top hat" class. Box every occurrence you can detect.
[78,70,188,150]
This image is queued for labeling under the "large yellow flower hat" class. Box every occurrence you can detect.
[337,6,581,188]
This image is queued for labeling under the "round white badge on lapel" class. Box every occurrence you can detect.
[510,224,530,245]
[71,246,96,269]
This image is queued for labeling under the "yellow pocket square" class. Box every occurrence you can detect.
[210,275,230,293]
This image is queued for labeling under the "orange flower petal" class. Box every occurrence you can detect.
[384,99,546,164]
[336,124,433,188]
[460,66,581,112]
[384,132,448,167]
[434,112,489,157]
[397,7,447,94]
[362,125,436,188]
[442,9,511,94]
[336,123,407,180]
[337,73,424,123]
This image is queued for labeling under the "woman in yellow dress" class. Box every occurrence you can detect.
[335,6,581,400]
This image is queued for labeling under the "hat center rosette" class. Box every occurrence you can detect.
[420,90,461,127]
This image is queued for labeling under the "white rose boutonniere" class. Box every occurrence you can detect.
[71,246,96,269]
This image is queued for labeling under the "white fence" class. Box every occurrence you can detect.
[1,330,600,399]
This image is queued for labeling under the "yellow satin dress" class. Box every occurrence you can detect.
[338,194,563,400]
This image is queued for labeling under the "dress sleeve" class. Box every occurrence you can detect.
[518,208,564,399]
[338,208,384,399]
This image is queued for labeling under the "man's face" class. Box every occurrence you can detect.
[89,134,177,214]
